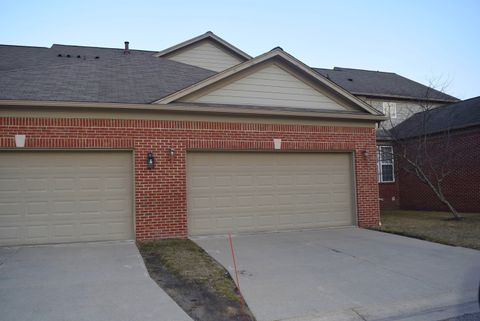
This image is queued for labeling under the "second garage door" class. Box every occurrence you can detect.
[187,152,355,236]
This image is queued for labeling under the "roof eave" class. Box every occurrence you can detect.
[352,92,459,103]
[395,122,480,140]
[0,99,386,122]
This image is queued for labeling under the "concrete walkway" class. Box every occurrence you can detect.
[195,227,480,321]
[0,241,192,321]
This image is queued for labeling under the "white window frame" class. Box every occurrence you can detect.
[377,145,395,183]
[382,102,397,119]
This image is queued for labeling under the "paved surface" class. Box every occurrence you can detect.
[440,312,480,321]
[0,241,192,321]
[195,227,480,321]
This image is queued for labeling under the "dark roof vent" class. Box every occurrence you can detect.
[57,54,62,57]
[66,54,71,58]
[76,55,81,58]
[348,78,353,82]
[124,41,130,54]
[95,56,99,59]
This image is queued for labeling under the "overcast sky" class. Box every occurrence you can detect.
[2,0,478,99]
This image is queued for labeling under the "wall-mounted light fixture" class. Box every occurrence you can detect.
[362,150,369,158]
[169,148,175,157]
[146,151,155,169]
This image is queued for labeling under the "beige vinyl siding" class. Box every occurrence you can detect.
[0,152,133,245]
[166,39,243,72]
[360,97,447,129]
[182,64,348,111]
[187,152,355,236]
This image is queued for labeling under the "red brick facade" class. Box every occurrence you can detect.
[398,127,480,213]
[378,181,400,210]
[0,116,380,239]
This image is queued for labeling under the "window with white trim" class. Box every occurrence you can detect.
[382,102,397,118]
[377,145,395,182]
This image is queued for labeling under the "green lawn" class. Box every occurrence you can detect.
[374,210,480,250]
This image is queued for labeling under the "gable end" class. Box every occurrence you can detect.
[163,39,244,72]
[179,60,370,112]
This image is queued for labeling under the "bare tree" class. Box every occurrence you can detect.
[380,79,463,219]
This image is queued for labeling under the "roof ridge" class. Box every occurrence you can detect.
[404,97,477,121]
[51,43,157,53]
[332,66,397,74]
[453,95,480,103]
[0,44,49,49]
[427,95,479,111]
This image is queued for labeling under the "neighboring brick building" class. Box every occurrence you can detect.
[313,67,459,210]
[0,32,385,245]
[392,96,480,213]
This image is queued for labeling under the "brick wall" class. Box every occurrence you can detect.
[379,181,400,210]
[398,127,480,213]
[0,116,380,239]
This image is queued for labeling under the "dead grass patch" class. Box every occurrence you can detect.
[138,239,255,321]
[373,210,480,250]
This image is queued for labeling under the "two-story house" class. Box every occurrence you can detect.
[314,67,459,209]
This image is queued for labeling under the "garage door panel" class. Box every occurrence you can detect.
[26,225,49,239]
[81,222,104,236]
[0,226,19,240]
[0,152,133,245]
[187,152,355,236]
[105,177,129,190]
[0,201,23,216]
[0,179,19,192]
[77,199,101,214]
[79,178,102,191]
[26,201,49,216]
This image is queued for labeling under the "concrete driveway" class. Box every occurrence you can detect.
[0,241,192,321]
[195,227,480,321]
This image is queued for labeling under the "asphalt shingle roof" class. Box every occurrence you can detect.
[391,96,480,139]
[0,44,215,104]
[0,44,460,105]
[314,67,458,102]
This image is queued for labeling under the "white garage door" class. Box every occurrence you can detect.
[0,152,133,245]
[187,152,355,236]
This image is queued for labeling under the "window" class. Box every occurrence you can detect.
[377,146,395,183]
[382,102,397,118]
